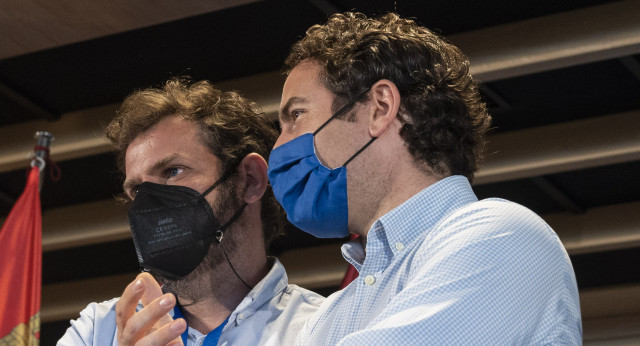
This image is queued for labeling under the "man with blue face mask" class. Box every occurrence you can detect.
[58,78,323,345]
[268,12,582,345]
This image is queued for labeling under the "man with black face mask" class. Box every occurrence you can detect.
[58,78,323,345]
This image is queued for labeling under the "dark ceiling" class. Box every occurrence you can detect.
[1,0,639,344]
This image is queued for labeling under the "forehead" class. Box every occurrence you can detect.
[283,60,327,97]
[124,116,210,174]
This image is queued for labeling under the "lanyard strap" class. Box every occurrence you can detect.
[173,306,229,346]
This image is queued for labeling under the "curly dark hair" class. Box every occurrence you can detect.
[105,78,284,247]
[284,12,491,181]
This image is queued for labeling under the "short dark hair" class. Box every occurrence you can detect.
[106,78,284,247]
[284,12,491,181]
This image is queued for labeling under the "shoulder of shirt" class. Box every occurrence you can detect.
[73,297,119,323]
[415,197,557,250]
[449,197,550,230]
[80,297,120,314]
[78,297,150,320]
[283,283,325,306]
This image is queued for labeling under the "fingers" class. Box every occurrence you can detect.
[136,318,187,346]
[116,278,145,342]
[118,292,179,345]
[137,272,163,305]
[116,273,180,345]
[136,273,175,329]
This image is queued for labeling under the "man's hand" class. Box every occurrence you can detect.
[115,273,186,345]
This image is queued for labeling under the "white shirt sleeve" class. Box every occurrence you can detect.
[57,298,120,346]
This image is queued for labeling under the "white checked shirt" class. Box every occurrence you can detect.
[296,175,582,345]
[58,258,324,346]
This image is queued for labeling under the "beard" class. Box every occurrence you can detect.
[154,177,244,304]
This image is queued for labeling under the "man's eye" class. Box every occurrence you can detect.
[279,109,304,129]
[292,110,304,119]
[130,186,140,199]
[167,167,184,178]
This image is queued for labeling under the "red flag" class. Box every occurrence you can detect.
[339,234,360,289]
[0,166,42,344]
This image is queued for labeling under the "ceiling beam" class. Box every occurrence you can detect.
[581,283,640,342]
[42,272,137,323]
[278,244,346,289]
[581,283,640,320]
[475,110,640,185]
[0,104,118,173]
[0,71,283,174]
[3,0,639,173]
[0,0,261,59]
[450,0,640,81]
[583,315,640,344]
[40,199,130,252]
[547,201,640,256]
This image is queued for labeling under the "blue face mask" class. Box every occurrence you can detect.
[267,93,375,238]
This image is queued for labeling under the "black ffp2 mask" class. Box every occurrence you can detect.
[127,173,244,280]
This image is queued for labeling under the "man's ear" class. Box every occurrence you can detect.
[368,79,401,137]
[237,153,268,204]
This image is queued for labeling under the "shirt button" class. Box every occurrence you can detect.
[395,242,405,251]
[238,313,245,320]
[364,275,376,286]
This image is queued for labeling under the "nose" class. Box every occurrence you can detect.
[273,132,295,149]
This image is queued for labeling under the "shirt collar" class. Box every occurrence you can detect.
[343,175,478,267]
[227,256,288,326]
[167,256,288,332]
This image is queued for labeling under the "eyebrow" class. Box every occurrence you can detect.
[279,96,309,120]
[122,153,181,192]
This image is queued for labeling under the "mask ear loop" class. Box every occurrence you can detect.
[342,137,377,167]
[312,88,377,167]
[205,167,253,289]
[201,168,234,197]
[220,243,252,289]
[313,89,372,136]
[215,203,247,243]
[214,203,252,289]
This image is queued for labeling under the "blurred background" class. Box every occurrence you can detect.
[0,0,639,344]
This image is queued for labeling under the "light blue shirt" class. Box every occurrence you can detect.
[58,258,324,346]
[296,175,582,345]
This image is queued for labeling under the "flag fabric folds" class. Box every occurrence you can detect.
[0,166,42,345]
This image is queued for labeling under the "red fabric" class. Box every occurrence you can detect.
[0,166,42,342]
[339,234,360,289]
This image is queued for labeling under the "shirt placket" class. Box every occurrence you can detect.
[354,225,391,331]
